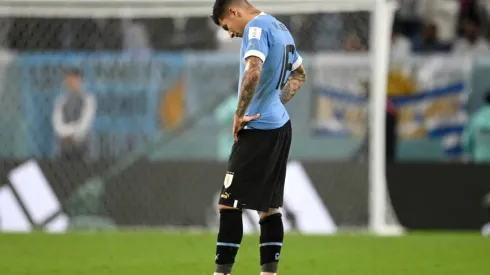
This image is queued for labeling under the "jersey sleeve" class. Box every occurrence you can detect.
[243,23,271,63]
[291,50,303,71]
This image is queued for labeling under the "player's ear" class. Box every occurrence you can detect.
[228,8,239,17]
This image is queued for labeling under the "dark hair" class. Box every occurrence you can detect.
[65,68,83,77]
[211,0,232,25]
[211,0,248,26]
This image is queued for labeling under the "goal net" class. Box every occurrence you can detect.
[0,0,401,235]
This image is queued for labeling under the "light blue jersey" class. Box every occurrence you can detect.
[239,13,302,130]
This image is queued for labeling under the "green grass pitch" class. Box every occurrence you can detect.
[0,231,489,274]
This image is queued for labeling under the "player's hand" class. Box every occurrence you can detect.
[233,113,260,142]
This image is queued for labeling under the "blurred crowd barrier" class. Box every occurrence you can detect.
[0,51,489,161]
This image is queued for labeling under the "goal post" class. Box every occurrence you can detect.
[0,0,403,235]
[368,0,402,235]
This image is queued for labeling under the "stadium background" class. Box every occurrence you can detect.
[0,0,490,274]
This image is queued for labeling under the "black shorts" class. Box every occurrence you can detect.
[219,120,292,212]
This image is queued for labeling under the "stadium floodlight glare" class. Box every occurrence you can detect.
[0,0,402,235]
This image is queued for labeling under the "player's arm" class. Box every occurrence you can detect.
[280,64,307,105]
[235,56,263,117]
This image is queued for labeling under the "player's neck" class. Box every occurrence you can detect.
[242,8,262,25]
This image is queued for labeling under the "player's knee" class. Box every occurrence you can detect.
[259,208,281,220]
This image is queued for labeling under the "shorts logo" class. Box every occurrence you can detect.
[224,172,234,189]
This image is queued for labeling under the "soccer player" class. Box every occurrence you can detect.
[210,1,307,275]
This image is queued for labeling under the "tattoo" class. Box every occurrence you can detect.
[280,64,307,104]
[236,56,263,117]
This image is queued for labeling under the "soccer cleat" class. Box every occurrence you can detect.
[213,273,230,275]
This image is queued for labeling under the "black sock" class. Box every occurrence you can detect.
[215,209,243,274]
[259,213,284,273]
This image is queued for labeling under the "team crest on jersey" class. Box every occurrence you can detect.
[223,172,234,189]
[249,27,262,40]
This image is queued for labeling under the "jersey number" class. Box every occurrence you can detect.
[276,44,296,90]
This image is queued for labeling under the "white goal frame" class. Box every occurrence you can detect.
[0,0,402,235]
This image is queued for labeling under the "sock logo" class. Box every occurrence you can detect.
[275,253,280,261]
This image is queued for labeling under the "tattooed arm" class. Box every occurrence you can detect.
[280,64,307,105]
[235,56,263,117]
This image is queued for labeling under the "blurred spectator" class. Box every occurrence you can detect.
[391,21,412,59]
[52,69,96,161]
[417,0,460,43]
[345,12,370,51]
[396,0,459,42]
[413,22,451,53]
[343,31,366,52]
[122,19,152,54]
[462,91,490,163]
[293,15,317,52]
[308,14,343,51]
[453,17,490,55]
[396,0,423,39]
